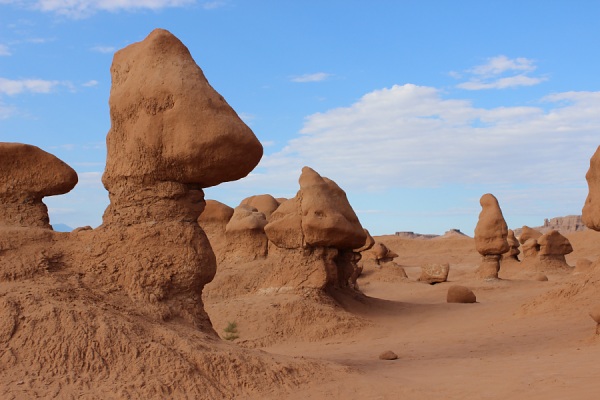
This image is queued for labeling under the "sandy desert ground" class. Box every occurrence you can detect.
[204,230,600,399]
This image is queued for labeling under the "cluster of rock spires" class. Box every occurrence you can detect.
[199,166,370,293]
[474,193,575,280]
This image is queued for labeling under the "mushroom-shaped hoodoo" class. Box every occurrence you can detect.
[0,143,77,228]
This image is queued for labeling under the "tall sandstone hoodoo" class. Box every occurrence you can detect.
[474,193,509,279]
[73,28,263,327]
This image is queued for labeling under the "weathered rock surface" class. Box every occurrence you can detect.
[102,28,262,197]
[582,146,600,230]
[260,167,366,291]
[474,194,508,279]
[518,226,543,245]
[418,263,450,284]
[224,205,268,261]
[240,194,280,221]
[379,350,398,360]
[536,230,573,271]
[506,229,520,261]
[0,143,77,228]
[447,285,476,303]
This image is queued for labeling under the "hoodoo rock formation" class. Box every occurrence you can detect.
[240,194,281,221]
[0,143,78,281]
[506,229,521,261]
[0,143,78,229]
[474,193,509,280]
[224,205,269,261]
[263,166,367,290]
[67,28,262,327]
[537,230,573,271]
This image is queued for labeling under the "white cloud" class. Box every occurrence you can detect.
[0,44,11,56]
[457,75,547,90]
[82,80,99,87]
[246,84,598,196]
[0,77,61,95]
[291,72,331,83]
[8,0,197,17]
[91,45,116,53]
[469,55,536,77]
[456,55,546,90]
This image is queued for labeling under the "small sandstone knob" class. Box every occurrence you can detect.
[518,226,543,245]
[240,194,280,221]
[447,285,476,303]
[378,350,398,360]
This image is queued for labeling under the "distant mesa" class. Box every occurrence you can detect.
[394,228,467,239]
[51,223,73,232]
[512,215,586,237]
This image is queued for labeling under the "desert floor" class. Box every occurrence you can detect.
[205,230,600,399]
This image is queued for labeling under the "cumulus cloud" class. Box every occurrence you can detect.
[0,77,61,95]
[456,55,547,90]
[291,72,331,83]
[246,84,598,195]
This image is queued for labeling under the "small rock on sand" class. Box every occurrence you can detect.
[379,350,398,360]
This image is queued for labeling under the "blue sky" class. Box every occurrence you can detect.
[1,1,599,236]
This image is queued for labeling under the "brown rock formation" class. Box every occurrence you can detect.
[474,194,509,279]
[583,146,600,230]
[506,229,520,261]
[418,263,450,284]
[447,285,476,303]
[355,229,375,253]
[371,242,399,264]
[74,28,262,327]
[240,194,280,221]
[518,226,543,245]
[197,199,234,255]
[537,230,573,271]
[224,205,268,261]
[0,143,77,229]
[263,167,366,290]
